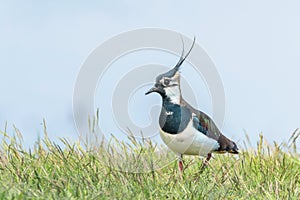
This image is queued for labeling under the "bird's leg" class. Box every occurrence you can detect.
[178,154,183,173]
[205,153,212,165]
[201,153,212,169]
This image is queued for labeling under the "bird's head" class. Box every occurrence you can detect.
[145,37,195,104]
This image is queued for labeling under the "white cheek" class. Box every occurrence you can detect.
[165,86,180,104]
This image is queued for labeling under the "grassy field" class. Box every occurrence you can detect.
[0,124,299,199]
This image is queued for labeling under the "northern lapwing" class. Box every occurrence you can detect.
[145,38,238,173]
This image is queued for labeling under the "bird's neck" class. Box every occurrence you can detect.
[163,86,182,104]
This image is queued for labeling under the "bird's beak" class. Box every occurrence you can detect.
[145,86,159,95]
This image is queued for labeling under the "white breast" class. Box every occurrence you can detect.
[159,120,220,157]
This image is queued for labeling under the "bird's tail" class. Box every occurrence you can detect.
[216,134,239,154]
[228,141,239,154]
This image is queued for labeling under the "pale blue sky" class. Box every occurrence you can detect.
[1,1,300,148]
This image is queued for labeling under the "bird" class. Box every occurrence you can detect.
[145,37,238,173]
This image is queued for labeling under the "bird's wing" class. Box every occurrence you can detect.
[191,111,220,140]
[181,99,221,140]
[181,99,239,154]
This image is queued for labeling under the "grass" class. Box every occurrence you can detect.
[0,123,299,199]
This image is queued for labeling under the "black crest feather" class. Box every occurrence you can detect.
[173,36,196,71]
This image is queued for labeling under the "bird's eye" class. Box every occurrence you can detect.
[164,79,170,86]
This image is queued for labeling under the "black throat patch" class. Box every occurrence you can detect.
[159,99,192,134]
